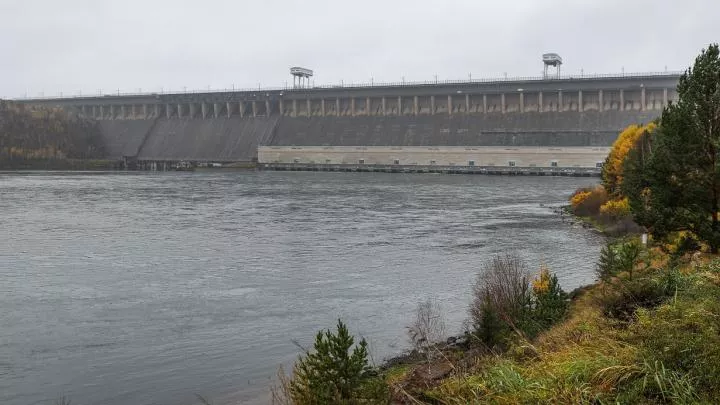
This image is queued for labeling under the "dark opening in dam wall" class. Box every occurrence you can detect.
[17,73,680,168]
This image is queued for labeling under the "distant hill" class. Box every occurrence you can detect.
[0,100,106,164]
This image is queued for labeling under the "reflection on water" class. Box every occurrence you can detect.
[0,171,602,405]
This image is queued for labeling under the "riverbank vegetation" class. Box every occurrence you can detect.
[0,100,109,169]
[272,247,720,404]
[271,44,720,404]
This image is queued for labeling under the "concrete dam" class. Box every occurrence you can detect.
[23,72,680,174]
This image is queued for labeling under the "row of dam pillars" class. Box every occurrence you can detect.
[281,88,672,117]
[80,88,673,120]
[82,100,275,120]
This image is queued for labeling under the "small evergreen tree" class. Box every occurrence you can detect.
[597,238,644,281]
[597,242,620,281]
[473,291,510,349]
[532,268,569,332]
[290,320,382,405]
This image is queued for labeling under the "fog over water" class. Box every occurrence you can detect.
[0,171,603,404]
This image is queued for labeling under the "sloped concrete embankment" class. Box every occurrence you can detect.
[136,116,279,162]
[97,119,158,158]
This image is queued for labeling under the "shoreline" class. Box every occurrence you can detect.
[371,202,602,396]
[365,188,720,404]
[0,159,122,171]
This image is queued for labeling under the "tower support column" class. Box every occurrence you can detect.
[558,91,563,111]
[641,87,646,111]
[578,90,583,112]
[538,92,543,112]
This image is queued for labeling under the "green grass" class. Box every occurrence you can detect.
[393,254,720,404]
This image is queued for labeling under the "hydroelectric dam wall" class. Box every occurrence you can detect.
[20,72,680,174]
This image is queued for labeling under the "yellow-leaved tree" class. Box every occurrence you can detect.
[600,123,656,218]
[603,123,656,199]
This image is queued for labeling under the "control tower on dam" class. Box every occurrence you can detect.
[21,72,680,174]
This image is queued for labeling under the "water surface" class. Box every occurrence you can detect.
[0,171,602,404]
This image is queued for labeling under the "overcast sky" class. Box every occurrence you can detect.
[1,0,717,98]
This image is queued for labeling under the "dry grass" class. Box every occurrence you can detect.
[391,251,720,404]
[269,365,293,405]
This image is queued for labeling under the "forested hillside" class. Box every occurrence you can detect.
[0,100,106,165]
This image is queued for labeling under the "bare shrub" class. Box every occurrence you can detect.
[270,365,293,405]
[470,254,533,348]
[407,298,446,353]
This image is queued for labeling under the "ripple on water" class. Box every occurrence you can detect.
[0,171,602,405]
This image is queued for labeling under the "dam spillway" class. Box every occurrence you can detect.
[20,72,680,173]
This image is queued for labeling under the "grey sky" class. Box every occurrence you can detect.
[1,0,717,98]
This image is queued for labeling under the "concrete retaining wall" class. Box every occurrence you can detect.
[270,111,657,147]
[259,146,609,168]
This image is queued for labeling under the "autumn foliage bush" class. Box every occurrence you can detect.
[569,185,608,217]
[599,197,630,218]
[568,123,656,232]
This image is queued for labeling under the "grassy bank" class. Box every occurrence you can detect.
[375,246,720,404]
[270,190,720,404]
[271,231,720,404]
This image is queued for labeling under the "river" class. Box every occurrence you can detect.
[0,171,603,405]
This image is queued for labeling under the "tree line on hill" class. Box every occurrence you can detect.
[0,100,106,163]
